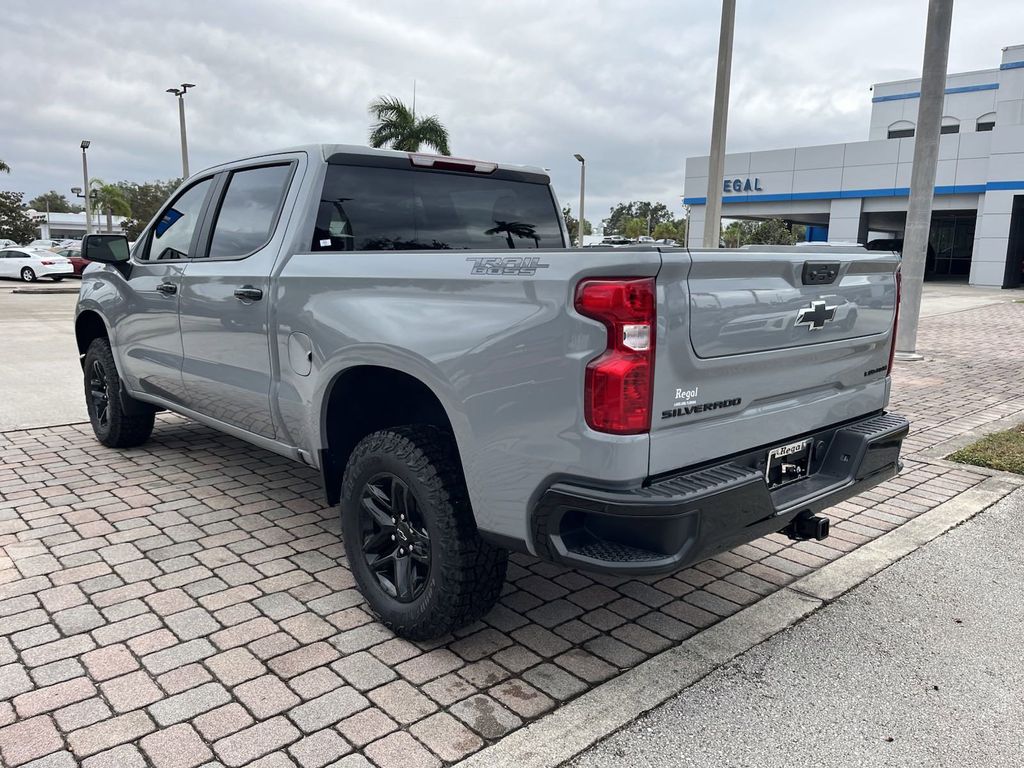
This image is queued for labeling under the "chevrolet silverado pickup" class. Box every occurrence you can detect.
[75,144,909,638]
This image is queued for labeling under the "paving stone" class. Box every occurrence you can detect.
[448,693,522,739]
[581,636,646,670]
[457,659,510,688]
[53,698,111,732]
[81,644,138,681]
[206,647,267,687]
[142,638,216,674]
[395,649,463,685]
[509,624,572,658]
[67,711,155,758]
[210,617,277,650]
[15,677,96,717]
[449,628,512,662]
[521,663,587,701]
[21,749,79,768]
[253,592,305,620]
[30,658,86,689]
[288,666,343,700]
[100,670,163,713]
[235,675,300,719]
[336,707,397,748]
[38,585,87,613]
[166,607,221,641]
[287,728,351,768]
[0,715,63,766]
[267,642,339,679]
[140,723,212,768]
[81,744,145,768]
[157,663,213,695]
[409,711,484,762]
[330,652,396,692]
[367,679,437,725]
[193,702,254,742]
[23,635,96,667]
[363,731,440,768]
[422,673,477,706]
[0,663,34,699]
[144,679,227,726]
[489,678,555,718]
[213,716,301,767]
[289,687,368,733]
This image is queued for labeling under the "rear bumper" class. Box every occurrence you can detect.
[531,411,909,575]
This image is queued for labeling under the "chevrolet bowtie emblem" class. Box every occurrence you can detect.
[795,300,837,330]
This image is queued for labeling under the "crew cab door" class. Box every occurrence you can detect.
[117,176,216,404]
[177,160,297,438]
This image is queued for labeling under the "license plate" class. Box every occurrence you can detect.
[764,438,812,488]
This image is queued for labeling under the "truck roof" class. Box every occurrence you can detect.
[197,143,550,180]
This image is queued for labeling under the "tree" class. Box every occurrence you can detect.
[721,218,802,247]
[115,179,181,239]
[603,201,673,235]
[0,191,39,244]
[0,159,9,174]
[26,191,80,214]
[89,178,132,233]
[562,206,592,245]
[368,96,451,155]
[652,222,676,240]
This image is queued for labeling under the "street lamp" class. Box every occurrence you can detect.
[166,83,195,178]
[80,140,91,235]
[573,153,585,247]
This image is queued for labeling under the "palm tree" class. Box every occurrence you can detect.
[0,159,9,174]
[368,96,451,155]
[88,179,131,233]
[485,221,540,249]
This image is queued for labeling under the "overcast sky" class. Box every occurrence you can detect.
[2,0,1020,226]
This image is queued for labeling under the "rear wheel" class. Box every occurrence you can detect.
[340,426,508,639]
[83,338,155,448]
[20,267,36,282]
[51,276,64,282]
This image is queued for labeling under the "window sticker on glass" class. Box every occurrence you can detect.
[156,208,184,237]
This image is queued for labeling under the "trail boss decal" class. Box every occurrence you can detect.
[662,397,743,420]
[467,257,550,276]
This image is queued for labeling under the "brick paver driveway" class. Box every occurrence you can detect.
[2,301,1022,768]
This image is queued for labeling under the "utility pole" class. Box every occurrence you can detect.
[80,140,91,235]
[702,0,736,248]
[895,0,954,359]
[574,154,586,246]
[166,83,196,178]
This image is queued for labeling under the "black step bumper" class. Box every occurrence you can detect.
[531,411,910,575]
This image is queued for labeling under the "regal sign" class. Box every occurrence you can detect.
[723,177,764,193]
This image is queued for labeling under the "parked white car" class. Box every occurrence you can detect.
[0,247,74,282]
[27,239,65,249]
[0,239,17,249]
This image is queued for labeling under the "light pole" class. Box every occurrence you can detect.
[702,0,736,248]
[574,153,586,247]
[166,83,195,178]
[80,140,91,235]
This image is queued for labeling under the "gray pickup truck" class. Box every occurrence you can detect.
[75,144,908,638]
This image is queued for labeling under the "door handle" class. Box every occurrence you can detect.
[156,282,177,295]
[233,286,264,302]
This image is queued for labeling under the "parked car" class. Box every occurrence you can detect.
[0,239,17,249]
[27,238,65,249]
[53,246,88,276]
[75,144,909,639]
[0,247,73,281]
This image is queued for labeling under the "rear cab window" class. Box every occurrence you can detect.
[313,161,564,252]
[206,164,293,259]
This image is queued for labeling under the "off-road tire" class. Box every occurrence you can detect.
[83,338,155,448]
[340,425,508,639]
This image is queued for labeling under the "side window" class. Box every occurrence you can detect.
[206,165,292,259]
[142,177,213,261]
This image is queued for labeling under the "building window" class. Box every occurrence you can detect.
[887,121,915,139]
[940,117,959,135]
[977,112,996,132]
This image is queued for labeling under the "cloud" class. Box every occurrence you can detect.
[2,0,1020,227]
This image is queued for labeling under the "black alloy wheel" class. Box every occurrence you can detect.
[88,359,111,431]
[359,473,431,602]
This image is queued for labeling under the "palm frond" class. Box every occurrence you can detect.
[0,159,9,174]
[413,115,451,156]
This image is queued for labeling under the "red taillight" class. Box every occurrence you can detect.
[887,268,902,375]
[40,260,55,265]
[575,278,655,434]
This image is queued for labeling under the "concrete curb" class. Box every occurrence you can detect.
[914,410,1024,463]
[452,474,1022,768]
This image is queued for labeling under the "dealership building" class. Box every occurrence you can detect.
[684,43,1024,287]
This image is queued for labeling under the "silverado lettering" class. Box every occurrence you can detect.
[661,398,743,419]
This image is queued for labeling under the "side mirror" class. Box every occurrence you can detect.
[82,234,130,264]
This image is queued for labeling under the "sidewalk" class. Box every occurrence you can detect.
[571,485,1024,768]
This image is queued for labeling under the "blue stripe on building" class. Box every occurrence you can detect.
[682,180,1024,206]
[871,82,999,103]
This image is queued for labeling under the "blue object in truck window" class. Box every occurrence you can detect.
[156,208,184,237]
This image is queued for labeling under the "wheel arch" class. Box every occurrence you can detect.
[318,364,466,506]
[75,310,111,363]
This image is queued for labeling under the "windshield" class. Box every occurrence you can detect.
[314,164,564,251]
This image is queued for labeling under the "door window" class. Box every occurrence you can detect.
[206,165,292,259]
[142,178,213,261]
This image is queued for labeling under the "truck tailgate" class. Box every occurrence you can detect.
[649,245,899,477]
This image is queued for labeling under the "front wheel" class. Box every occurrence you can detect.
[83,338,155,448]
[20,267,36,282]
[340,426,508,639]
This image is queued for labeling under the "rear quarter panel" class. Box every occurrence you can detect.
[274,247,662,549]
